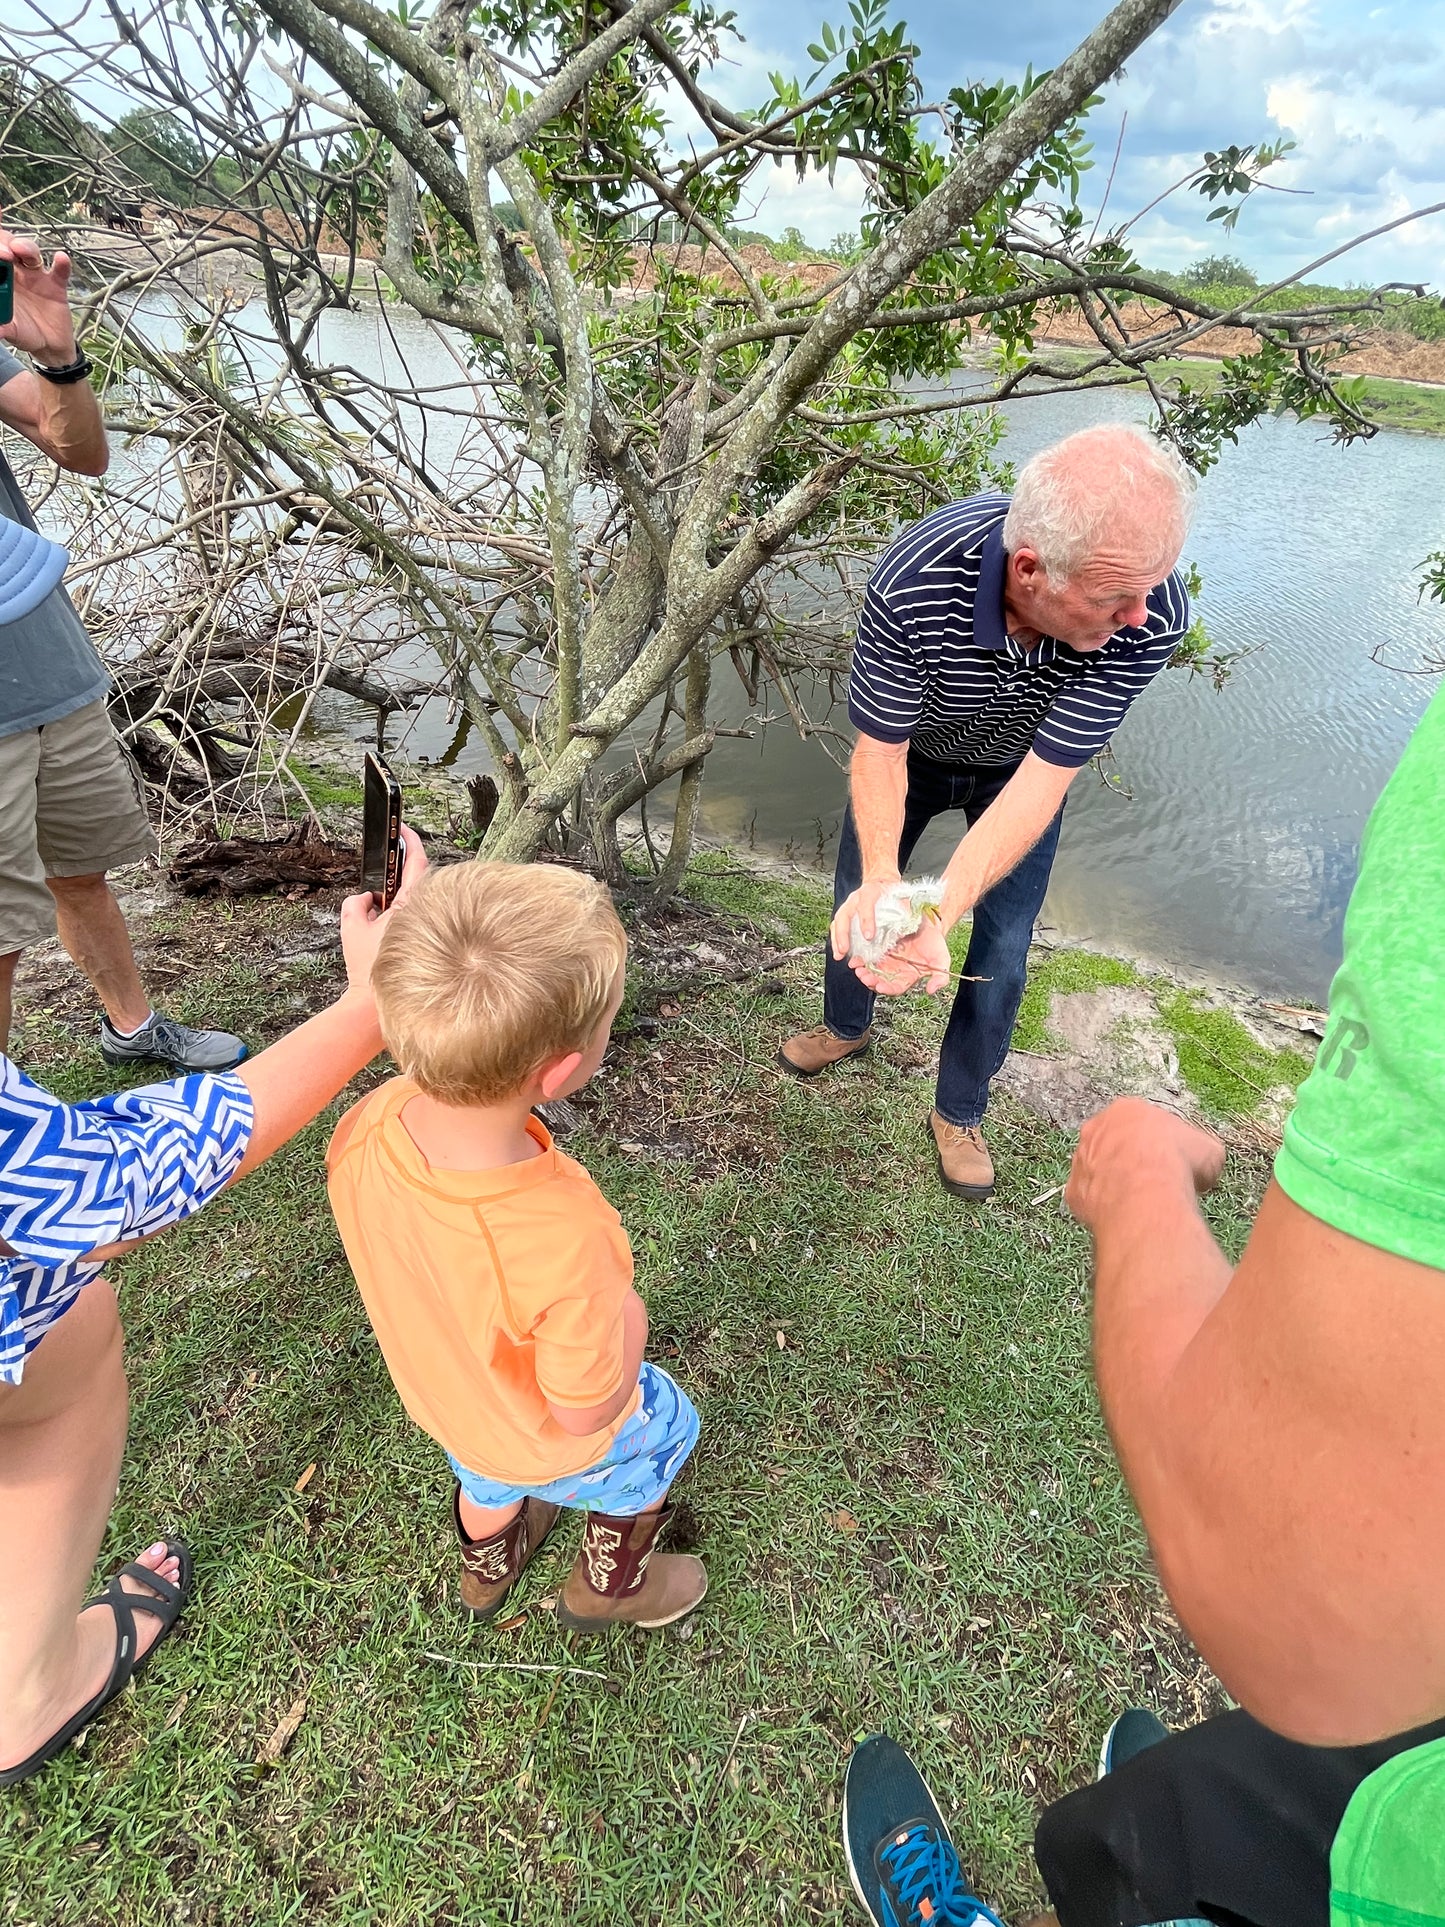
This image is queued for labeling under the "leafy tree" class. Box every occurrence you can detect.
[108,108,205,206]
[0,66,104,213]
[1181,252,1257,288]
[6,0,1435,862]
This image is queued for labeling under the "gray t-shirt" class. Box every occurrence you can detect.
[0,343,108,739]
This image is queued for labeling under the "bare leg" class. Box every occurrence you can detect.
[45,873,150,1033]
[0,1278,180,1771]
[457,1490,666,1540]
[0,949,18,1055]
[457,1494,523,1538]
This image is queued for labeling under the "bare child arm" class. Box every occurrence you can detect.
[77,830,427,1265]
[547,1287,648,1437]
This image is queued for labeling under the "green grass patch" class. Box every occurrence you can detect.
[1161,361,1445,438]
[681,849,833,947]
[1013,947,1143,1055]
[1045,350,1445,439]
[288,758,365,810]
[1,874,1254,1926]
[1159,988,1312,1118]
[1353,377,1445,437]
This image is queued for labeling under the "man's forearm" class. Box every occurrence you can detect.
[34,373,108,477]
[1092,1172,1233,1471]
[850,739,910,881]
[938,751,1074,929]
[0,366,108,476]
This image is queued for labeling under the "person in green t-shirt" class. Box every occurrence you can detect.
[840,688,1445,1925]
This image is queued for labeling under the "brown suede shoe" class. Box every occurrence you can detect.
[777,1024,875,1078]
[555,1505,707,1631]
[928,1110,995,1200]
[455,1488,560,1621]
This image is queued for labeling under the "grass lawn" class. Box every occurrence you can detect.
[1040,350,1445,438]
[2,857,1262,1926]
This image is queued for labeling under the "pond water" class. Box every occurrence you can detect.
[242,303,1445,1002]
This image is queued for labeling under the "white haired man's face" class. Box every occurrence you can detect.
[1005,530,1182,654]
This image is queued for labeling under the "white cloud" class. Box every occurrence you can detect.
[732,161,867,241]
[1197,0,1316,36]
[1081,0,1445,280]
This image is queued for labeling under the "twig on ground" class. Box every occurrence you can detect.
[423,1651,618,1686]
[702,1712,753,1821]
[517,1674,565,1787]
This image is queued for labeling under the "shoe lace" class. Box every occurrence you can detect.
[879,1823,1005,1927]
[145,1014,196,1052]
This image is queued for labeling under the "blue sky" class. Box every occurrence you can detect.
[695,0,1445,285]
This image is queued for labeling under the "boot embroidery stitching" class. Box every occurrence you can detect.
[584,1523,626,1592]
[465,1537,514,1583]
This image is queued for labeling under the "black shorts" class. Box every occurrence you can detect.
[1033,1706,1445,1927]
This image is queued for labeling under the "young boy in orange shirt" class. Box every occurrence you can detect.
[326,860,705,1631]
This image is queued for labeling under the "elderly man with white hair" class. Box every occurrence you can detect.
[779,424,1195,1198]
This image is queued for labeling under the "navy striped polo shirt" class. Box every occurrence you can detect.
[847,492,1191,768]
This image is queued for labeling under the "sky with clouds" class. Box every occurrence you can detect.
[691,0,1445,285]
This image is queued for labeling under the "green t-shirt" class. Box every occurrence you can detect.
[1274,685,1445,1924]
[1276,682,1445,1269]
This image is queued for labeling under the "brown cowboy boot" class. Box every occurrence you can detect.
[928,1110,995,1200]
[555,1504,707,1631]
[777,1025,875,1077]
[454,1487,560,1621]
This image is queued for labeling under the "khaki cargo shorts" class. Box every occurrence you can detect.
[0,699,156,953]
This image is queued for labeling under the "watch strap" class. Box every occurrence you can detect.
[33,351,93,386]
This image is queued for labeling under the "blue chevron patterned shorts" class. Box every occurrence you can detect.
[447,1360,700,1516]
[0,1056,253,1384]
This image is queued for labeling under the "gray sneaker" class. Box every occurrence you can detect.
[100,1010,248,1073]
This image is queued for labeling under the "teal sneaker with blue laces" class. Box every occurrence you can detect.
[843,1735,1007,1927]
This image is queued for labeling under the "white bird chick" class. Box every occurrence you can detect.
[848,877,946,968]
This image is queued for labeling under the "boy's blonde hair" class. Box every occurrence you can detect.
[372,860,628,1104]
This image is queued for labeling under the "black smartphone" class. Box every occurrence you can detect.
[361,751,405,909]
[0,260,12,329]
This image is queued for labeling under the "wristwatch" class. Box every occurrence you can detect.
[32,350,93,385]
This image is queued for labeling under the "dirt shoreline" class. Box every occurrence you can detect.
[1031,299,1445,387]
[77,233,1445,395]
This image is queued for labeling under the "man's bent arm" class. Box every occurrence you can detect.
[0,367,108,478]
[937,750,1075,931]
[1084,1110,1445,1745]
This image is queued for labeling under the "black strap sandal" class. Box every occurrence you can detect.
[0,1537,193,1790]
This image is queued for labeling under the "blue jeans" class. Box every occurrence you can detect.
[823,752,1064,1128]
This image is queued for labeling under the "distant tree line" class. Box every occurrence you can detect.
[0,67,237,213]
[1150,252,1445,342]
